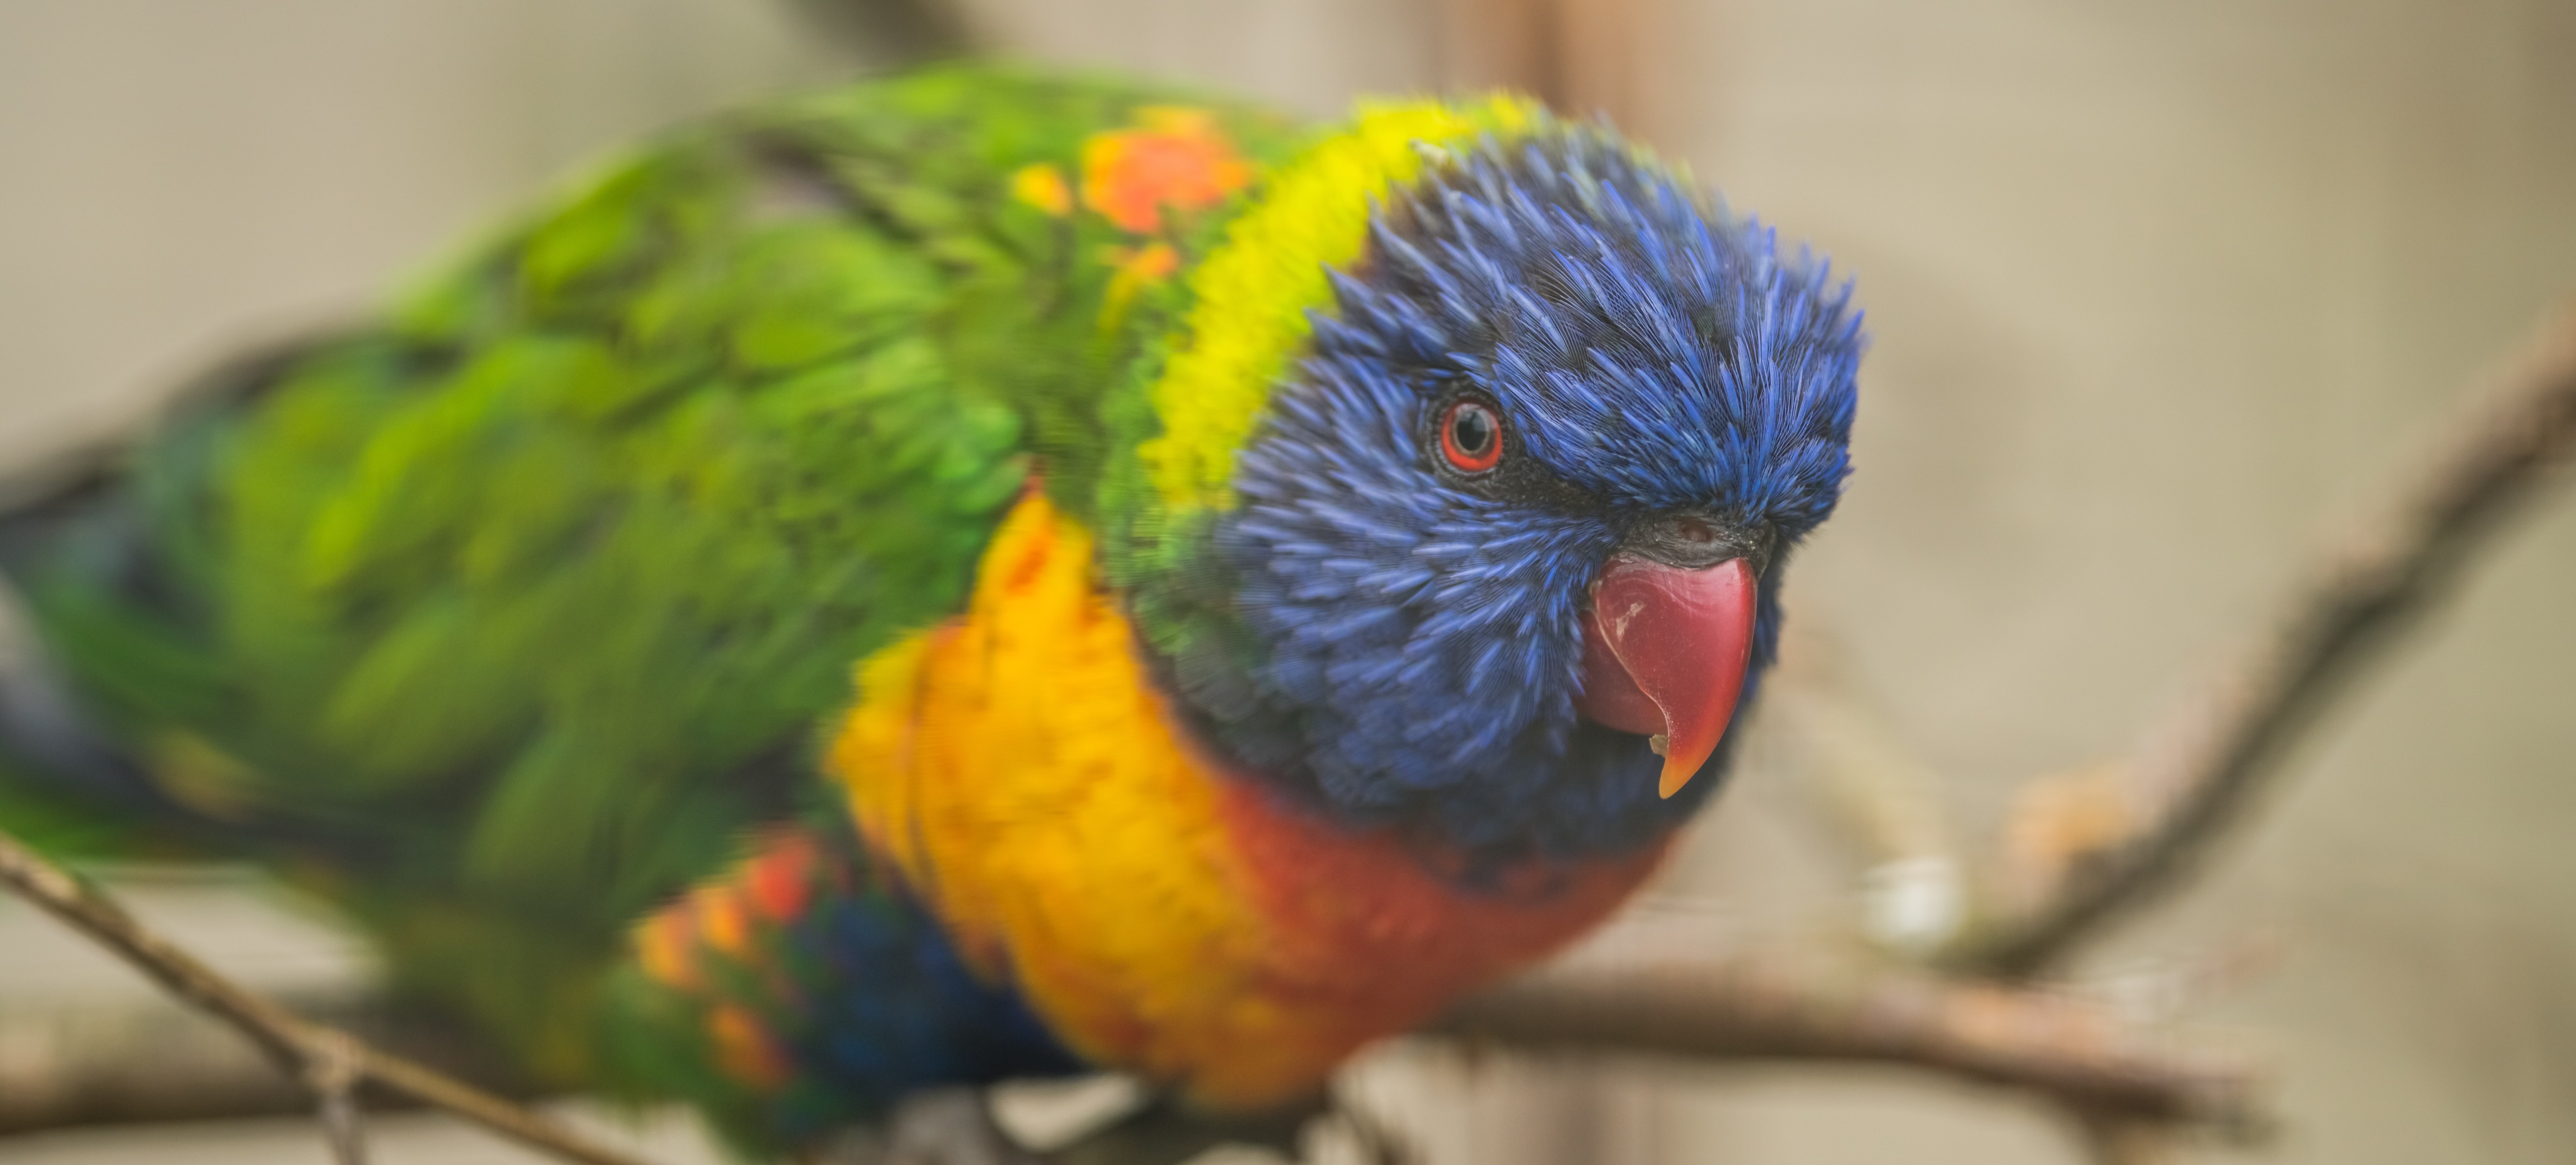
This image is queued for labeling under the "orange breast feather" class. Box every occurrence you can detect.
[827,492,1668,1107]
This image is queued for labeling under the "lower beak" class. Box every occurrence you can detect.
[1572,554,1759,798]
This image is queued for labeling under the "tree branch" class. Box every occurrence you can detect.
[2074,1114,2176,1165]
[0,944,2259,1149]
[0,826,653,1165]
[1435,950,2259,1131]
[0,991,552,1135]
[1960,300,2576,975]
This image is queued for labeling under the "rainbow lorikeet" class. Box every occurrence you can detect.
[0,66,1861,1153]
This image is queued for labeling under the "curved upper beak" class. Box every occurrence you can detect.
[1572,523,1762,799]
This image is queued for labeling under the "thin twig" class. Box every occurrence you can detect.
[0,826,655,1165]
[1435,949,2260,1131]
[1958,300,2576,975]
[2073,1111,2175,1165]
[308,1029,370,1165]
[0,989,543,1134]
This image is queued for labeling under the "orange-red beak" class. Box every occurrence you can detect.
[1573,554,1759,798]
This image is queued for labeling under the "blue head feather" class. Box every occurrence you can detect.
[1197,129,1863,860]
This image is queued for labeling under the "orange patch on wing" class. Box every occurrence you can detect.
[635,906,703,992]
[692,884,754,959]
[1081,107,1256,234]
[742,831,819,924]
[706,1004,791,1090]
[827,492,1672,1108]
[1100,241,1181,330]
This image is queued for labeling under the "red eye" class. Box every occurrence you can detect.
[1440,400,1503,474]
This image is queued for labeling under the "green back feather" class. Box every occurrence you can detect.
[1,64,1302,1076]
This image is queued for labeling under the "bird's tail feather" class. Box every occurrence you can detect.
[0,335,330,861]
[0,517,197,860]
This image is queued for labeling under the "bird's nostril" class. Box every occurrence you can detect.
[1675,518,1718,543]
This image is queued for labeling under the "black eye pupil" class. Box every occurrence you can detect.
[1451,408,1493,454]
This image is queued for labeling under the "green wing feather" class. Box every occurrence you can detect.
[0,65,1298,1077]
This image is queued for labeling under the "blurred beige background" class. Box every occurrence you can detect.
[3,0,2574,1162]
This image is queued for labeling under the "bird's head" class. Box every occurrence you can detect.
[1101,99,1861,860]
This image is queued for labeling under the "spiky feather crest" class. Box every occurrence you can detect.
[1344,134,1862,519]
[1185,127,1865,857]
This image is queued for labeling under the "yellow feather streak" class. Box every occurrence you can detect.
[1138,94,1541,513]
[829,494,1324,1104]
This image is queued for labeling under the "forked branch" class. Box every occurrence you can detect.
[1961,300,2576,974]
[0,826,657,1165]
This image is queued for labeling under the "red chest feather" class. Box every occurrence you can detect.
[830,493,1672,1107]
